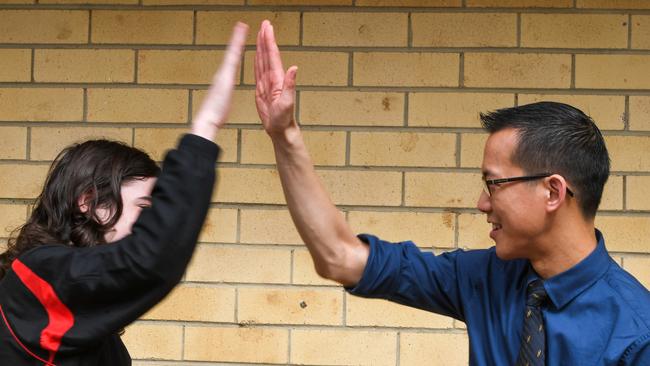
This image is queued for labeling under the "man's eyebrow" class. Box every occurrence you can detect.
[481,170,493,179]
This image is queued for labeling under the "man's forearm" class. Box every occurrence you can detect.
[271,126,368,286]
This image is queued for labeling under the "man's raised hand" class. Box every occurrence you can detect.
[254,20,299,139]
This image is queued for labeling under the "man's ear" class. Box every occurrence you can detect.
[545,175,569,213]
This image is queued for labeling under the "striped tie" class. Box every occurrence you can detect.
[515,279,548,366]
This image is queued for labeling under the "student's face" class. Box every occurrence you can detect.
[476,128,547,260]
[102,177,157,243]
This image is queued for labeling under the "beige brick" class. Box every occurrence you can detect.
[0,10,87,44]
[144,0,240,4]
[186,245,291,283]
[460,133,488,168]
[600,175,623,211]
[606,136,650,172]
[347,295,453,328]
[0,127,27,160]
[357,0,460,5]
[122,323,182,360]
[630,96,650,131]
[349,211,455,249]
[138,50,230,85]
[198,208,238,243]
[193,89,260,124]
[42,0,136,3]
[521,14,627,49]
[185,327,288,363]
[354,52,459,87]
[626,176,650,211]
[134,128,238,163]
[576,55,650,89]
[518,94,626,130]
[350,132,456,168]
[0,88,83,122]
[35,50,134,83]
[143,285,235,322]
[87,89,188,123]
[215,168,284,204]
[293,249,339,286]
[291,329,396,366]
[250,0,350,4]
[468,0,570,6]
[577,0,650,9]
[632,16,650,49]
[243,51,348,86]
[30,127,131,161]
[458,213,493,250]
[92,11,192,44]
[239,287,342,325]
[400,332,469,366]
[319,170,402,206]
[0,164,50,199]
[0,204,27,237]
[0,50,30,82]
[240,209,303,245]
[413,13,516,47]
[197,11,299,45]
[409,92,514,128]
[300,91,404,126]
[595,216,650,252]
[623,256,650,288]
[303,12,407,47]
[464,53,571,88]
[241,129,347,166]
[405,172,483,208]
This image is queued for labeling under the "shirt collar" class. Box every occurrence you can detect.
[525,229,612,310]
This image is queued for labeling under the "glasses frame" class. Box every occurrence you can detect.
[483,173,574,197]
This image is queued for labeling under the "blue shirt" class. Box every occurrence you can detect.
[348,231,650,365]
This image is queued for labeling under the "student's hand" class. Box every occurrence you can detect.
[254,20,299,139]
[192,22,249,142]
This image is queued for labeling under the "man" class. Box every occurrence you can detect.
[254,20,650,365]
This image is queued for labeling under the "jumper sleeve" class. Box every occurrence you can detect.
[5,134,219,352]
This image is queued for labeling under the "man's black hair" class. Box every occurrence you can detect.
[480,101,610,219]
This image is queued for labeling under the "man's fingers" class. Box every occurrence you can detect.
[283,66,298,94]
[263,22,286,88]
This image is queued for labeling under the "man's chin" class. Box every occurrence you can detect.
[494,243,522,261]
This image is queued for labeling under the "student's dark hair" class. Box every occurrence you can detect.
[0,140,160,279]
[480,101,610,219]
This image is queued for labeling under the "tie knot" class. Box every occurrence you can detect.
[526,279,548,307]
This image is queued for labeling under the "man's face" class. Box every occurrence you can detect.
[476,128,547,260]
[102,177,157,243]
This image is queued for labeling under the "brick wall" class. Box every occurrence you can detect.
[1,0,649,365]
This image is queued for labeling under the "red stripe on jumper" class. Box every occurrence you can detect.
[0,303,55,366]
[12,259,74,364]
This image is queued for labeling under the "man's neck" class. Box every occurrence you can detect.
[529,222,598,279]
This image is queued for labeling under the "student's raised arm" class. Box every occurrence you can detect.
[254,20,368,286]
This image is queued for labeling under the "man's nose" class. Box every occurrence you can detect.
[477,190,491,213]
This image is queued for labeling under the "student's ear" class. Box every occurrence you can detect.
[77,192,92,213]
[545,175,569,213]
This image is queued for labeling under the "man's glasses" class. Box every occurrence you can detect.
[482,173,575,197]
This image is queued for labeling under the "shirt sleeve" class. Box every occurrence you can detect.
[7,134,219,352]
[347,234,491,322]
[621,333,650,366]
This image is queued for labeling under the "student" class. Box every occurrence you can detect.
[254,20,650,365]
[0,22,248,366]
